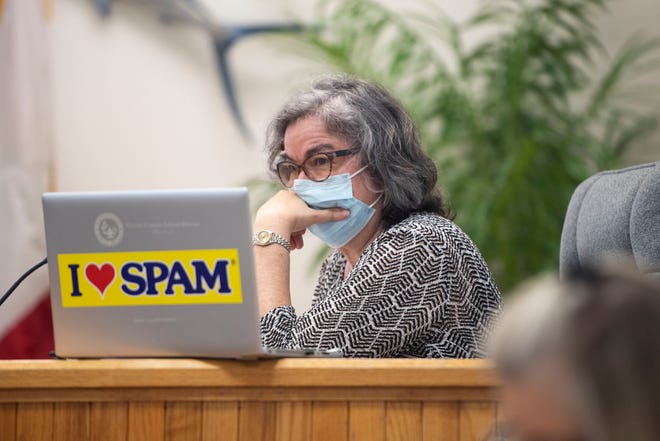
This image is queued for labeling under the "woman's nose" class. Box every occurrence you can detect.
[297,169,309,180]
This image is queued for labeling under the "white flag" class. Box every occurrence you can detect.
[0,0,53,357]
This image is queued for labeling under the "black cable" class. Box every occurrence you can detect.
[0,258,48,308]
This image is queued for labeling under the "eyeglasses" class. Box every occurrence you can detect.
[275,148,359,187]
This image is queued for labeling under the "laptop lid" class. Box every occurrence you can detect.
[42,188,261,358]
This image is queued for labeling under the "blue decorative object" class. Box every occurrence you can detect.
[92,0,112,16]
[89,0,303,140]
[212,23,302,140]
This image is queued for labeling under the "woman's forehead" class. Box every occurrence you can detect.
[282,116,349,162]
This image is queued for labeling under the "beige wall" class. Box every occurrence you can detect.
[51,0,326,312]
[50,0,658,312]
[597,0,660,163]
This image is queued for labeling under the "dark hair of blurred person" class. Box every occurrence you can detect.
[489,269,660,441]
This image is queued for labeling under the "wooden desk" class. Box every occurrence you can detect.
[0,359,499,441]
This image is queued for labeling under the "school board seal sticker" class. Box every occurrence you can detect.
[94,212,124,247]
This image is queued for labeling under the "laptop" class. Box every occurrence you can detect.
[42,188,339,359]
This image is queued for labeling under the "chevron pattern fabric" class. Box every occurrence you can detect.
[261,213,502,358]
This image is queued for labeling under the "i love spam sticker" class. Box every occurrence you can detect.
[57,249,243,307]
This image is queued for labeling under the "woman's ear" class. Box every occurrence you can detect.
[365,170,385,194]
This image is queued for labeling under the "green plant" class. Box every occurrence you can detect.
[264,0,659,291]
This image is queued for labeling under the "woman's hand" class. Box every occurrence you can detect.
[255,190,348,249]
[290,229,306,251]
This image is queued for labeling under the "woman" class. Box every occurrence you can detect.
[490,270,660,441]
[254,76,501,357]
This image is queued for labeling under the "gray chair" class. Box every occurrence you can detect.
[560,161,660,278]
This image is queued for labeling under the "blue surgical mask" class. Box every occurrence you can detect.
[293,166,382,248]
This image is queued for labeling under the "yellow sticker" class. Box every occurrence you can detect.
[57,249,243,307]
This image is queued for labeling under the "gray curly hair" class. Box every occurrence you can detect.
[265,75,448,227]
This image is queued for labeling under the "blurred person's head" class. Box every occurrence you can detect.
[490,269,660,441]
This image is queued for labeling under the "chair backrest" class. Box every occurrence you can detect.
[560,161,660,278]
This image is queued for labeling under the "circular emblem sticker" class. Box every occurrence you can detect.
[94,212,124,247]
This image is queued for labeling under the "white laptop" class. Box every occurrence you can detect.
[42,188,339,359]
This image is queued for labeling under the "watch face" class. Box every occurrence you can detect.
[257,230,272,244]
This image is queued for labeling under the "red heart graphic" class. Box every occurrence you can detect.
[85,263,116,297]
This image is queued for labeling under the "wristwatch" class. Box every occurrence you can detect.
[253,229,291,252]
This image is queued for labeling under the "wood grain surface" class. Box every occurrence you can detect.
[0,359,497,388]
[0,359,500,441]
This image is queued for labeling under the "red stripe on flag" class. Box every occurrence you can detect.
[0,293,53,359]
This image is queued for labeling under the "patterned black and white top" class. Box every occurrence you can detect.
[260,212,501,358]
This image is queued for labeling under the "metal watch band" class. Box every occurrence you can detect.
[253,230,291,252]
